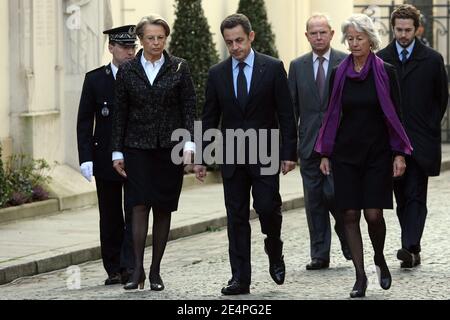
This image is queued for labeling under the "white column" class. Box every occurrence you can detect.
[0,0,11,161]
[8,0,62,163]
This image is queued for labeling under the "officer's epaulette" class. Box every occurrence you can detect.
[86,65,107,76]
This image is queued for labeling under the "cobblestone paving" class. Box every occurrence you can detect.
[1,172,449,300]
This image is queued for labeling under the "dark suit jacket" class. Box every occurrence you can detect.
[328,61,404,146]
[378,39,449,176]
[288,49,347,160]
[77,64,123,181]
[202,51,297,178]
[111,49,196,152]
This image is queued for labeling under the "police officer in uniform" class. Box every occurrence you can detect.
[77,25,137,285]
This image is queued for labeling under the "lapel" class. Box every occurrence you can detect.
[153,50,174,84]
[247,51,267,105]
[384,40,427,80]
[402,39,427,79]
[220,57,242,113]
[105,63,115,85]
[383,41,401,65]
[323,49,345,105]
[303,52,321,104]
[130,50,151,87]
[129,50,174,88]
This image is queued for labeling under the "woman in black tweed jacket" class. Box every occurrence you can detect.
[111,15,196,291]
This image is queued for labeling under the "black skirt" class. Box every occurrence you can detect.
[124,148,184,212]
[333,147,393,210]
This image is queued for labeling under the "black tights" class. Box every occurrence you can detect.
[131,205,172,281]
[343,209,386,283]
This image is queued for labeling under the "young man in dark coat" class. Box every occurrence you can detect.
[77,25,137,285]
[377,4,449,268]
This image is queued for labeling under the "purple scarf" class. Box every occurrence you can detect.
[314,52,413,157]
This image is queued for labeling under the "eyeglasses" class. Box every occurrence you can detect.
[145,35,166,43]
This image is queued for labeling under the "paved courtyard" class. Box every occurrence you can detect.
[1,171,449,301]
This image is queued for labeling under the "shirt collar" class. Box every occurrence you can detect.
[141,52,165,67]
[232,49,255,70]
[396,39,415,57]
[312,48,331,63]
[110,62,118,80]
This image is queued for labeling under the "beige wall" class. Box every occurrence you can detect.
[104,0,354,67]
[8,0,63,164]
[4,0,356,172]
[0,0,11,161]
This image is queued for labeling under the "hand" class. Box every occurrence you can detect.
[393,155,406,178]
[320,157,331,176]
[80,162,93,182]
[113,159,127,178]
[193,165,207,182]
[281,161,296,175]
[184,164,195,173]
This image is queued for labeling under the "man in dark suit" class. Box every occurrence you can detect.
[194,14,297,295]
[76,25,137,285]
[288,14,351,271]
[378,4,449,268]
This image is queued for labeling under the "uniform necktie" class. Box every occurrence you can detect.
[237,62,248,109]
[316,56,326,102]
[401,49,409,64]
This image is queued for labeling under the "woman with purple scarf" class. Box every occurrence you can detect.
[315,14,412,298]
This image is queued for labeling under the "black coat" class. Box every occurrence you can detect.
[378,39,449,176]
[77,64,123,181]
[111,50,196,152]
[202,52,297,178]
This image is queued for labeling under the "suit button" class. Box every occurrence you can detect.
[94,143,99,146]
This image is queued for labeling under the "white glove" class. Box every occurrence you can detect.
[80,161,93,182]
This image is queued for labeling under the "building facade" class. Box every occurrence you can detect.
[0,0,447,204]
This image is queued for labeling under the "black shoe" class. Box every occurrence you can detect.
[269,256,285,285]
[397,248,421,268]
[264,238,285,285]
[104,273,122,286]
[124,269,146,290]
[150,274,165,291]
[306,258,330,270]
[227,277,236,286]
[221,280,250,295]
[341,244,353,261]
[374,255,392,290]
[350,276,368,298]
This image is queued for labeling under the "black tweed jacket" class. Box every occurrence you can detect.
[111,49,196,152]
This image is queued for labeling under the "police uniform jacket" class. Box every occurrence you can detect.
[77,64,124,181]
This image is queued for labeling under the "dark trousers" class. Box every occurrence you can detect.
[222,166,283,285]
[95,178,134,276]
[300,155,347,261]
[394,157,429,254]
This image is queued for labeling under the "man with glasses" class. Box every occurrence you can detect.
[77,25,137,285]
[378,4,448,269]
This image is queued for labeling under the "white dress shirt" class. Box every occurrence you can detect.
[232,49,255,97]
[110,62,119,80]
[312,49,331,80]
[141,53,165,85]
[396,39,415,61]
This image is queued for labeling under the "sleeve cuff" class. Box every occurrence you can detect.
[112,151,124,161]
[184,141,196,153]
